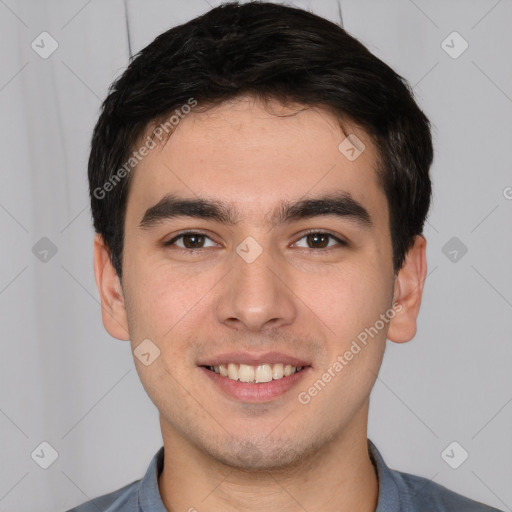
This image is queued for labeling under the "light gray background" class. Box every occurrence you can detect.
[0,0,511,510]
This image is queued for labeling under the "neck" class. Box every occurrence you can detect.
[158,410,379,512]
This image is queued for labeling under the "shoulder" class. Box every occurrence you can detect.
[368,439,503,512]
[396,470,504,511]
[64,479,140,512]
[65,446,165,512]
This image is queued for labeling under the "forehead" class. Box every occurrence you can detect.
[125,96,387,228]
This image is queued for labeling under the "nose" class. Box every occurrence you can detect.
[215,241,297,333]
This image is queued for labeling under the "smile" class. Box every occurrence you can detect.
[205,363,305,383]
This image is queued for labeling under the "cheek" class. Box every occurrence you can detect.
[302,261,392,342]
[124,257,220,354]
[297,268,390,412]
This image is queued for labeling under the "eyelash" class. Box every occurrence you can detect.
[163,230,348,251]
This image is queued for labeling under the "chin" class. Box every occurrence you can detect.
[207,437,317,473]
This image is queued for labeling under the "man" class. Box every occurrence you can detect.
[68,2,502,511]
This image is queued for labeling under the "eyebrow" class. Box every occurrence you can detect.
[139,192,373,230]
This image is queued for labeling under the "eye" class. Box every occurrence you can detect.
[163,230,347,251]
[293,231,347,250]
[164,232,217,250]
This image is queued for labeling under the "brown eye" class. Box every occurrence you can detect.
[181,234,205,248]
[294,232,346,250]
[165,232,216,249]
[306,233,329,248]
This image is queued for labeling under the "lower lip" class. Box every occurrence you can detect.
[200,366,311,403]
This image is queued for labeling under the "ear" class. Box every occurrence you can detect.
[93,233,130,340]
[387,235,427,344]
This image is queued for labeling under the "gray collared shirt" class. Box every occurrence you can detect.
[66,439,503,511]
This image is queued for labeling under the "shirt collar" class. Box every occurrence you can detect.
[368,438,408,512]
[137,446,166,512]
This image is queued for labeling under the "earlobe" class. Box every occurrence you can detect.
[387,235,427,344]
[93,233,130,341]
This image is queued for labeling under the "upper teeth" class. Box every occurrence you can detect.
[208,363,304,383]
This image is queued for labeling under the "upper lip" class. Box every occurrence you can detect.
[198,351,311,367]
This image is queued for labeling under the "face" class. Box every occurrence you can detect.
[95,95,425,470]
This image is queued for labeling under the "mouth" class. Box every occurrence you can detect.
[203,363,306,383]
[199,354,312,403]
